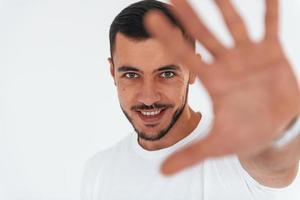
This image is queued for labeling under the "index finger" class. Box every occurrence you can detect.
[144,10,211,83]
[170,0,226,57]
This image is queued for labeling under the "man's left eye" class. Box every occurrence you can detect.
[160,71,175,79]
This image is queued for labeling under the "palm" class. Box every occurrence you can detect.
[145,0,300,175]
[210,41,297,155]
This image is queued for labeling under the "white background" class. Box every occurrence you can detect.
[0,0,300,199]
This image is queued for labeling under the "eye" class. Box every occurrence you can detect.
[160,71,175,79]
[124,72,139,79]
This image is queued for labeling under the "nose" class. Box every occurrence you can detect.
[137,80,161,106]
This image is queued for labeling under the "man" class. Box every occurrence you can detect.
[81,0,300,199]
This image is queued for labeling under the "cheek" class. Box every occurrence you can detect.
[118,86,127,100]
[160,82,187,103]
[117,86,136,108]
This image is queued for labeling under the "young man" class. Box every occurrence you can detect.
[81,0,300,199]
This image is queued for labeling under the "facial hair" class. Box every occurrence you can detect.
[121,85,189,142]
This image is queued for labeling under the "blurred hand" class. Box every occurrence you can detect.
[145,0,300,175]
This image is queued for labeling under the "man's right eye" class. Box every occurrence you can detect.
[124,72,139,79]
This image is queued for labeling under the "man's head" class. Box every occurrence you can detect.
[109,0,196,141]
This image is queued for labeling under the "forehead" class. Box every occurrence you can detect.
[112,33,183,71]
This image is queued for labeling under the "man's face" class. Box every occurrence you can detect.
[110,33,195,141]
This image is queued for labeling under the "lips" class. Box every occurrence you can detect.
[136,108,167,123]
[140,108,162,116]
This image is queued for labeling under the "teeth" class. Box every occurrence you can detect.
[140,109,162,116]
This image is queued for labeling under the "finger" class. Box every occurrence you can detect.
[265,0,279,41]
[161,130,231,176]
[144,10,211,83]
[170,0,226,57]
[215,0,251,45]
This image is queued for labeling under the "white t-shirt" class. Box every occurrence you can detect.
[81,114,300,200]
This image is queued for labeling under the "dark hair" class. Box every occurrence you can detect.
[109,0,194,57]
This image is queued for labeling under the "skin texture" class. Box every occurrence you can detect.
[240,136,300,188]
[109,33,200,151]
[144,0,300,187]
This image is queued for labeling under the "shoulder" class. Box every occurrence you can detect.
[80,135,132,200]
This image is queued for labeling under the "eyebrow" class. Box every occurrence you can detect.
[117,64,181,73]
[117,66,140,73]
[154,65,180,73]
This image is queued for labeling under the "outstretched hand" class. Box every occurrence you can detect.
[145,0,300,175]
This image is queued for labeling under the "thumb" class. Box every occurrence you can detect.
[160,131,228,175]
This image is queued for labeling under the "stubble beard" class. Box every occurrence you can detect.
[121,86,189,142]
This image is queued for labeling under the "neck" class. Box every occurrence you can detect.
[139,106,201,151]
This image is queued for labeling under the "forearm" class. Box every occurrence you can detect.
[239,134,300,188]
[251,134,300,172]
[239,117,300,188]
[256,115,300,170]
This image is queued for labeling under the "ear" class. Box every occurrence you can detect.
[108,57,116,85]
[188,54,201,84]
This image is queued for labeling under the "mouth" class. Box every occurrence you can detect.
[136,108,168,124]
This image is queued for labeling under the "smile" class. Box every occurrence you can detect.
[136,108,167,123]
[140,109,163,116]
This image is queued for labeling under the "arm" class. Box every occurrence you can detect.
[144,0,300,176]
[239,116,300,188]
